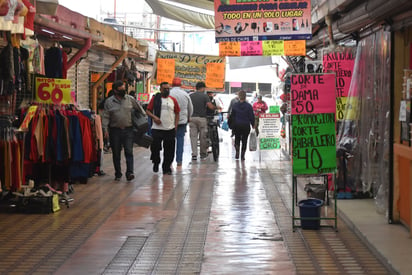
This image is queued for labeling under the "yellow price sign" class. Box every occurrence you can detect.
[35,78,72,105]
[19,105,38,131]
[262,40,284,56]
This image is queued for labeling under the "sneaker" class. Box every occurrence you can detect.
[192,156,197,161]
[126,173,135,181]
[153,163,159,173]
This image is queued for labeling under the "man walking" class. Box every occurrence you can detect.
[189,81,215,160]
[170,77,193,166]
[102,80,143,181]
[146,82,180,175]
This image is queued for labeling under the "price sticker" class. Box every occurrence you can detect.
[35,78,72,105]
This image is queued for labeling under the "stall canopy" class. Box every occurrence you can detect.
[145,0,215,29]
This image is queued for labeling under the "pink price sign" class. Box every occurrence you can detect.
[240,41,262,56]
[291,73,336,115]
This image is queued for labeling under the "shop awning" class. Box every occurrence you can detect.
[145,0,215,29]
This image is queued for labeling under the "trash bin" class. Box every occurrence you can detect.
[298,198,323,229]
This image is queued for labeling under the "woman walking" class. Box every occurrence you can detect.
[231,90,255,160]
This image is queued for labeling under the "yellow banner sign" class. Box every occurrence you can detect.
[35,78,72,105]
[336,96,359,121]
[156,58,176,85]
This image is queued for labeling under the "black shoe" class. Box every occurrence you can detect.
[126,173,135,181]
[97,171,106,176]
[114,177,121,181]
[164,170,172,175]
[192,156,197,161]
[153,163,159,173]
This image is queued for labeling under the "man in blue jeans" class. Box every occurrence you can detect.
[102,80,143,181]
[170,77,193,166]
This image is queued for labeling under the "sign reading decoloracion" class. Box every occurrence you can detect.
[214,0,312,42]
[156,51,226,91]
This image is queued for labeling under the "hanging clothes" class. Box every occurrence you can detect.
[44,47,63,78]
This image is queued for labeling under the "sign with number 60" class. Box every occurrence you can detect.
[35,78,72,105]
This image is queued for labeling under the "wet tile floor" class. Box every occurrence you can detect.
[0,130,396,274]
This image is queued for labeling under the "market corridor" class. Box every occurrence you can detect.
[0,131,394,274]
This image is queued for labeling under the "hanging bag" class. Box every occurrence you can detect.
[249,129,257,151]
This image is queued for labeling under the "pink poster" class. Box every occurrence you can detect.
[323,51,355,97]
[291,73,336,115]
[231,82,242,88]
[240,41,262,56]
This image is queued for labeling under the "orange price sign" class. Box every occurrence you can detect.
[206,63,225,89]
[284,40,306,56]
[19,106,38,131]
[156,58,175,84]
[35,78,72,104]
[219,42,241,57]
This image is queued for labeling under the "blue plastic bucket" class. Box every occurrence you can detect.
[298,198,323,229]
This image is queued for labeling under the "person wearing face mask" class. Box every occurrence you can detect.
[102,80,144,181]
[146,82,180,175]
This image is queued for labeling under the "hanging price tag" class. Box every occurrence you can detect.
[35,78,72,105]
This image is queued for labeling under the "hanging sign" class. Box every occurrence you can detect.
[269,105,280,114]
[290,73,336,115]
[219,41,241,56]
[219,40,305,56]
[156,58,175,84]
[292,113,336,175]
[19,105,38,131]
[155,51,226,91]
[35,78,72,105]
[206,63,225,89]
[323,51,355,97]
[214,0,312,42]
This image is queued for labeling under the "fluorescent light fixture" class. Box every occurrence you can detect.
[62,35,73,40]
[41,28,55,35]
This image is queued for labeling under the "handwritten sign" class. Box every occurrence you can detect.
[156,51,225,91]
[284,40,306,56]
[292,113,336,175]
[219,41,241,56]
[35,78,72,105]
[19,106,38,131]
[106,83,113,96]
[336,96,359,121]
[206,63,225,89]
[269,106,280,114]
[156,58,175,84]
[138,93,150,102]
[259,113,280,138]
[323,51,355,97]
[262,40,284,56]
[291,73,336,115]
[241,41,263,56]
[260,138,281,150]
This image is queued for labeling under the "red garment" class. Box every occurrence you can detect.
[62,50,67,79]
[78,113,94,163]
[252,101,268,117]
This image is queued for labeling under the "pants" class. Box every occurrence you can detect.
[254,116,260,136]
[189,117,208,158]
[234,124,251,153]
[109,127,134,178]
[175,124,187,163]
[151,129,176,173]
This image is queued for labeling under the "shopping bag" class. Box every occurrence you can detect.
[249,129,257,151]
[132,108,149,137]
[222,119,229,131]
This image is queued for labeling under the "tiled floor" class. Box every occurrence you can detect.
[0,129,406,274]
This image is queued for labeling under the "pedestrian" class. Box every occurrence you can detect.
[146,82,180,175]
[170,77,193,167]
[102,80,144,181]
[99,90,114,153]
[189,81,215,161]
[227,92,239,137]
[231,90,255,160]
[252,95,268,136]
